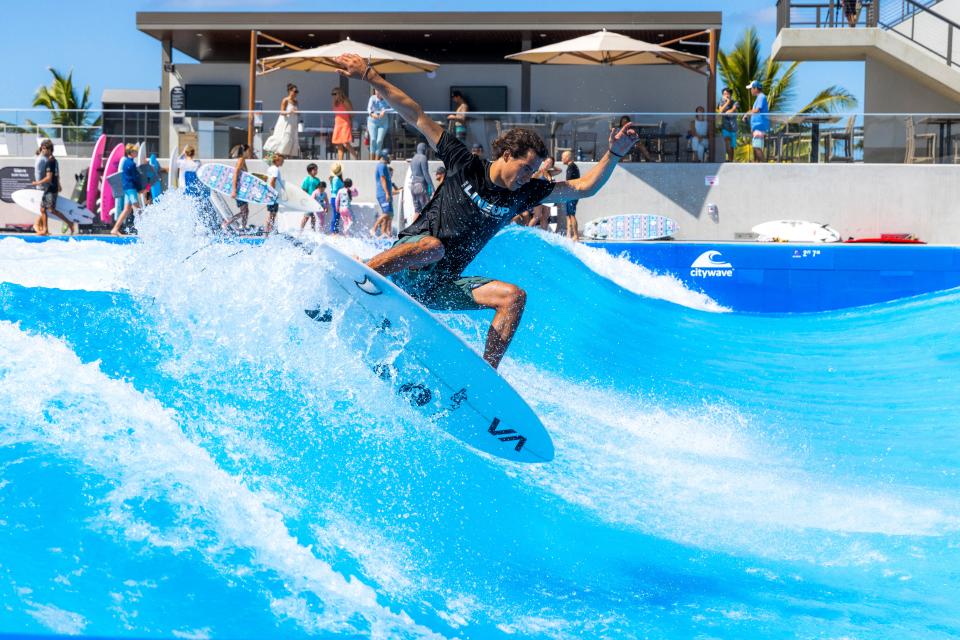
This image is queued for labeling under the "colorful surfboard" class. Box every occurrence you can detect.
[85,134,107,214]
[583,214,679,241]
[100,144,125,222]
[196,163,278,205]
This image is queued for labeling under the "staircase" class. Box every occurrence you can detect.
[774,0,960,103]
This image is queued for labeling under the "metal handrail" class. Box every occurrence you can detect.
[878,0,959,67]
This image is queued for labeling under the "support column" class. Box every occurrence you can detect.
[247,30,257,147]
[160,37,172,157]
[520,31,532,113]
[339,31,350,97]
[707,29,718,161]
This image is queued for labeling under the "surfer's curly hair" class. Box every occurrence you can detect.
[492,128,547,161]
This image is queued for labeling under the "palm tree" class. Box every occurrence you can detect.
[28,67,101,143]
[718,27,857,159]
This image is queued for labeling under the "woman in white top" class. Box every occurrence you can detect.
[263,83,301,158]
[689,106,709,162]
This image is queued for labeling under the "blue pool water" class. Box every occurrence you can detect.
[0,195,958,639]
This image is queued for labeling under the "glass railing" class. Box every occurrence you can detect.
[2,109,959,165]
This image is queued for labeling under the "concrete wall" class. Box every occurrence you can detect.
[2,156,958,244]
[572,161,960,243]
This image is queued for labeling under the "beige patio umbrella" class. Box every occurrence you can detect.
[505,29,706,70]
[259,37,439,75]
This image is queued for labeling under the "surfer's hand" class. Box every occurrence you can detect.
[335,54,370,80]
[608,121,639,157]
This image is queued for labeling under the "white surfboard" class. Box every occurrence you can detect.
[168,146,178,191]
[209,191,236,227]
[752,220,841,243]
[11,189,95,224]
[136,141,146,166]
[278,182,321,213]
[294,237,553,463]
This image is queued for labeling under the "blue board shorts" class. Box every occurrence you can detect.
[752,130,766,149]
[124,189,139,207]
[722,129,738,148]
[388,233,493,310]
[378,199,393,215]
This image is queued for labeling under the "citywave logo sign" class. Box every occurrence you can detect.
[690,250,734,278]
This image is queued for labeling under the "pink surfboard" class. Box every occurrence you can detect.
[85,134,107,213]
[100,143,125,223]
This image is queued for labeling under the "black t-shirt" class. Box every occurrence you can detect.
[43,156,60,194]
[399,132,554,280]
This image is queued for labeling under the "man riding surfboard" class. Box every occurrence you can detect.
[335,53,640,368]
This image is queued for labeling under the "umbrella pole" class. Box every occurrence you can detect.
[707,28,718,161]
[247,30,257,147]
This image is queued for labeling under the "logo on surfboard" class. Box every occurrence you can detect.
[690,250,734,278]
[488,417,527,452]
[355,276,383,295]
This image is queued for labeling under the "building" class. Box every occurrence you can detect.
[773,0,960,162]
[101,89,160,152]
[136,11,722,159]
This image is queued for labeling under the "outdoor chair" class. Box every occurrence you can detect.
[905,117,937,164]
[824,116,857,162]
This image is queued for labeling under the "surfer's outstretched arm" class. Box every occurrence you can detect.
[336,54,444,150]
[545,122,640,204]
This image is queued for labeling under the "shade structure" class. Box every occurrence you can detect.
[259,38,439,75]
[505,29,706,67]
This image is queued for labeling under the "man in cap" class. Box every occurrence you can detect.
[743,80,770,162]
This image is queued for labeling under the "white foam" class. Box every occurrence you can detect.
[520,228,729,313]
[0,237,132,291]
[501,360,960,564]
[0,321,443,639]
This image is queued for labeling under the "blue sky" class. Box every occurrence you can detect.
[4,0,864,115]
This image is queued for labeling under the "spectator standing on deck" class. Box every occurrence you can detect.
[263,83,300,158]
[327,162,345,233]
[366,88,390,159]
[527,156,560,230]
[223,143,252,231]
[409,142,433,219]
[843,0,862,27]
[717,87,740,162]
[31,139,72,235]
[561,150,580,241]
[471,143,485,159]
[334,178,355,235]
[448,91,469,143]
[264,153,285,235]
[32,145,47,234]
[743,80,769,163]
[300,162,322,234]
[434,165,445,186]
[311,181,330,232]
[331,87,357,160]
[110,144,147,236]
[372,150,400,238]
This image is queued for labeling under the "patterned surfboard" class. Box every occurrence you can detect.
[196,163,278,205]
[583,214,679,241]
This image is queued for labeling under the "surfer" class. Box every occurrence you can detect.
[335,53,639,369]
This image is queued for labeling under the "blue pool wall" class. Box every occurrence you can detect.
[588,242,960,313]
